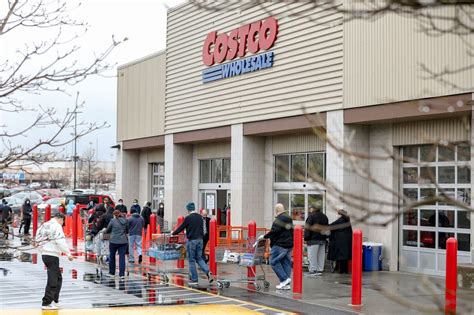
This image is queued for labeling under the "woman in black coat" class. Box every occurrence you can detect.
[327,209,352,274]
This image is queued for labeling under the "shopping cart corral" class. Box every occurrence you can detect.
[146,233,187,283]
[216,238,270,291]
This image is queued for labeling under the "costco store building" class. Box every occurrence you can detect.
[116,2,474,275]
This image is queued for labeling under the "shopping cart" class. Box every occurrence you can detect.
[93,230,110,277]
[146,233,186,283]
[216,238,270,291]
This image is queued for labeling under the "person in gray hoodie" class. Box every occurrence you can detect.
[127,207,144,264]
[106,210,129,278]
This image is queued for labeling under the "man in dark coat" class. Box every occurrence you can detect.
[327,209,353,274]
[141,201,152,231]
[304,205,329,275]
[201,209,211,262]
[21,198,33,235]
[115,199,128,215]
[263,203,293,290]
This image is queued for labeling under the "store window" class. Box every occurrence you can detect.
[274,152,325,183]
[199,158,230,183]
[274,152,326,222]
[151,162,164,210]
[400,144,471,273]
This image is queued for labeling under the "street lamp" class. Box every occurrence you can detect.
[72,110,82,189]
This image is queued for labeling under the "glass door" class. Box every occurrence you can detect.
[274,191,325,225]
[199,190,217,217]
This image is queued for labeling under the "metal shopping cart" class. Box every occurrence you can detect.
[216,238,270,291]
[93,230,111,277]
[146,233,186,283]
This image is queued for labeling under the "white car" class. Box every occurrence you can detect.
[11,191,43,205]
[38,197,63,215]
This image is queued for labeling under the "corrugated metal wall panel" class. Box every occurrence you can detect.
[195,142,231,160]
[344,6,474,108]
[117,54,166,141]
[272,132,326,154]
[166,3,343,134]
[392,118,470,146]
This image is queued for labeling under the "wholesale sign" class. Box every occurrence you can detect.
[202,17,278,83]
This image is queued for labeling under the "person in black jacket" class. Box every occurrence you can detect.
[263,203,294,290]
[327,209,353,274]
[201,209,211,262]
[172,202,213,286]
[141,202,152,231]
[88,204,107,236]
[304,205,329,275]
[115,199,128,215]
[21,198,33,235]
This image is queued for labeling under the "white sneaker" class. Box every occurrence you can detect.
[52,301,62,308]
[276,282,288,290]
[41,304,58,310]
[282,278,291,286]
[282,284,291,290]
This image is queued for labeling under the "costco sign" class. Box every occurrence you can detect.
[201,17,278,83]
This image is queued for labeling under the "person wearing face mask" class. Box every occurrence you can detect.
[130,199,141,215]
[21,198,33,236]
[115,199,128,215]
[141,201,152,232]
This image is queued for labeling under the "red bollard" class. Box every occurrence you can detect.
[150,214,157,234]
[32,204,38,238]
[445,237,458,314]
[226,208,231,226]
[293,225,303,294]
[248,221,257,279]
[351,229,363,306]
[156,223,161,234]
[72,205,79,247]
[210,218,217,276]
[141,228,146,253]
[176,216,185,268]
[146,225,151,249]
[44,204,51,222]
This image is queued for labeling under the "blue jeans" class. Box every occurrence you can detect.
[186,239,209,282]
[109,243,127,277]
[128,235,142,262]
[269,245,292,282]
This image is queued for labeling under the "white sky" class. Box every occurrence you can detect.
[1,0,186,161]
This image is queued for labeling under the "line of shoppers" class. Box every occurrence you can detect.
[263,203,353,290]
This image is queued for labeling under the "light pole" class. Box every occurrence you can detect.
[72,110,82,189]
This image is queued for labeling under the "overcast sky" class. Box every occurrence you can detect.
[2,0,185,161]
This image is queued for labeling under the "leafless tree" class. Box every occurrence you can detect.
[78,146,99,188]
[0,0,127,169]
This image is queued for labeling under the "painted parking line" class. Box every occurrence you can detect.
[1,258,295,315]
[0,305,261,315]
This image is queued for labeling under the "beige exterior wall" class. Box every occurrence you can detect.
[195,142,231,159]
[392,117,470,146]
[271,132,326,154]
[166,2,343,134]
[117,52,166,141]
[343,7,474,108]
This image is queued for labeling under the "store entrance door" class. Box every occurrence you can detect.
[199,189,230,224]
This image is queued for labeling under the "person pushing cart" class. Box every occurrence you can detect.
[171,202,214,286]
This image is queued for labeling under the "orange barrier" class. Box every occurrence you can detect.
[77,217,84,240]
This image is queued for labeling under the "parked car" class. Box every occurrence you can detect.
[0,185,11,198]
[28,182,41,189]
[38,197,63,215]
[4,197,23,214]
[10,191,43,205]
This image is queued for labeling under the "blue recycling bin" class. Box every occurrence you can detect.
[363,242,382,271]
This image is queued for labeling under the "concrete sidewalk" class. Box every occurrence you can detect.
[215,263,474,314]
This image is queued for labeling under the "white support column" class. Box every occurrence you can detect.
[164,134,193,226]
[231,124,266,227]
[263,137,274,228]
[116,146,139,206]
[325,110,345,222]
[470,93,474,263]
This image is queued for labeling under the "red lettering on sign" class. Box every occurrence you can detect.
[202,17,279,66]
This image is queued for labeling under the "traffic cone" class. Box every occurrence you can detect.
[146,225,151,250]
[77,217,83,240]
[141,228,146,252]
[156,224,161,235]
